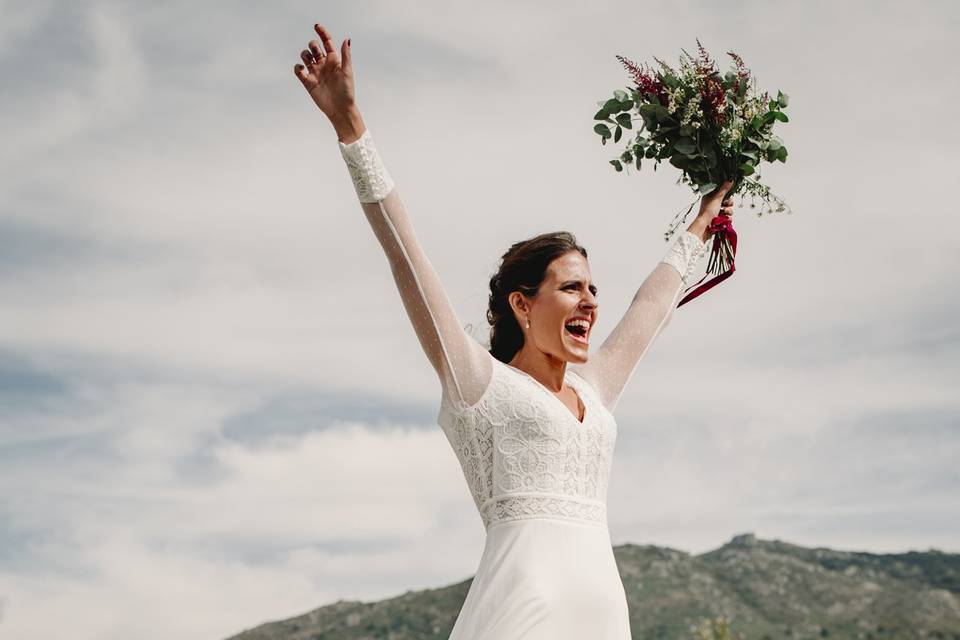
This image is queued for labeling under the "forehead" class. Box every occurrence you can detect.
[547,251,591,280]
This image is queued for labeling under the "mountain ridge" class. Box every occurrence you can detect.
[225,532,960,640]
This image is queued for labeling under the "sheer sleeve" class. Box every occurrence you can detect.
[570,231,710,413]
[337,128,492,410]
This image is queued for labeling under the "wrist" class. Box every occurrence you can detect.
[331,106,366,144]
[337,121,395,203]
[686,213,714,244]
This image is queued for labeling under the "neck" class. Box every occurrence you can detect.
[507,348,567,392]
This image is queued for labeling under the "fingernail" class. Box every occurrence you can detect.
[348,38,351,46]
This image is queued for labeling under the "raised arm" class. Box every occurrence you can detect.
[337,129,492,407]
[570,183,734,413]
[294,23,491,409]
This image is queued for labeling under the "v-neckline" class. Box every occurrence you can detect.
[503,362,588,425]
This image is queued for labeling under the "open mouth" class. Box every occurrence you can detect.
[564,322,589,343]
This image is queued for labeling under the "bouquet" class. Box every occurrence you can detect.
[592,40,791,305]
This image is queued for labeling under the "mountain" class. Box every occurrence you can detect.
[225,533,960,640]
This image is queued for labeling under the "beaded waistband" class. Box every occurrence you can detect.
[480,493,607,529]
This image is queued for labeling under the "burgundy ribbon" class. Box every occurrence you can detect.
[676,214,737,308]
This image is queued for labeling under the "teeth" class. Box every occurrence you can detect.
[567,319,591,330]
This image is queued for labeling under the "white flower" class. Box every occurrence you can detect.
[679,97,702,126]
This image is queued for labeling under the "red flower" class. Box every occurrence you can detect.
[700,75,727,126]
[726,49,751,85]
[694,39,719,76]
[616,54,668,106]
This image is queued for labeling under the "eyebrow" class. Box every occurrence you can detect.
[561,279,599,294]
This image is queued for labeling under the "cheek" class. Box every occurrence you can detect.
[531,299,559,331]
[541,298,577,336]
[542,297,574,322]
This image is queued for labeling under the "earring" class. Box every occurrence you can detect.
[525,316,530,329]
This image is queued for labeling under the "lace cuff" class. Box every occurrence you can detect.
[338,129,395,203]
[661,230,710,285]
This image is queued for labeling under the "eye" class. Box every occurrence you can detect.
[564,283,598,297]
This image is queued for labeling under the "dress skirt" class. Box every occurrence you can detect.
[448,517,631,640]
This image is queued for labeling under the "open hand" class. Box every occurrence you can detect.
[294,24,355,120]
[698,180,735,220]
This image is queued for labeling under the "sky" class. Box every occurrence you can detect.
[1,0,958,638]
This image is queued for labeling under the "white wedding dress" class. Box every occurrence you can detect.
[337,129,710,639]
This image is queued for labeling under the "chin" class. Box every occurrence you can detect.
[560,335,590,363]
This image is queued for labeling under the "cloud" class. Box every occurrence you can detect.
[220,387,437,445]
[0,3,145,167]
[1,0,958,638]
[0,411,484,640]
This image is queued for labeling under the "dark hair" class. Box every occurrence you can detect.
[486,231,588,364]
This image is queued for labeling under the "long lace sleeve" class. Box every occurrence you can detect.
[570,231,710,413]
[337,129,492,409]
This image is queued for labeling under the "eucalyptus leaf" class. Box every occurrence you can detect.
[616,113,633,129]
[740,162,755,176]
[611,159,623,172]
[614,89,629,101]
[774,111,789,123]
[674,137,697,154]
[594,123,612,137]
[614,125,622,142]
[603,98,622,112]
[594,109,610,121]
[777,90,789,107]
[635,154,642,169]
[621,150,633,163]
[639,104,658,118]
[768,137,782,151]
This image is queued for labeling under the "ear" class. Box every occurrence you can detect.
[507,291,528,322]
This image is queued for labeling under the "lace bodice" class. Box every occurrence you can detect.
[337,128,710,527]
[438,357,617,528]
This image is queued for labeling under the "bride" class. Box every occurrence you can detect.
[294,23,733,640]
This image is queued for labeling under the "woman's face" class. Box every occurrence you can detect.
[512,251,599,364]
